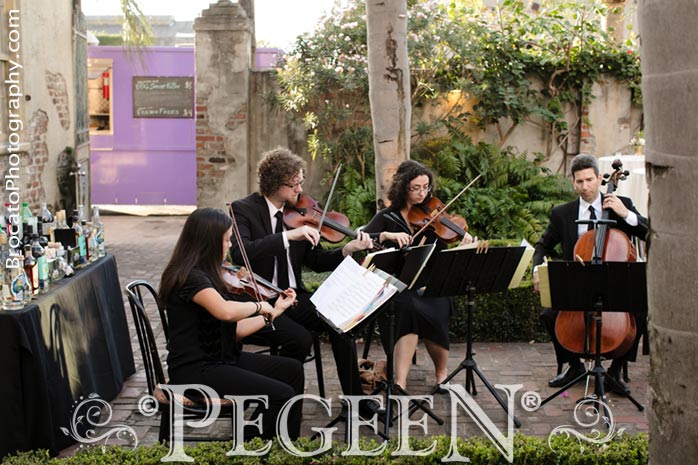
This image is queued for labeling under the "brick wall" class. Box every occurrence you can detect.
[195,100,233,191]
[45,71,71,130]
[28,109,49,208]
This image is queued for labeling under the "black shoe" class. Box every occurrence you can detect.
[359,399,392,426]
[604,370,630,395]
[548,364,585,388]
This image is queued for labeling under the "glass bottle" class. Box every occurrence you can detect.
[20,202,37,237]
[1,249,28,310]
[23,244,38,297]
[92,206,106,258]
[39,202,55,242]
[31,234,49,294]
[72,216,86,268]
[81,220,92,264]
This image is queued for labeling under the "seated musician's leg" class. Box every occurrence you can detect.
[423,339,448,385]
[541,308,584,387]
[394,333,419,389]
[249,313,312,363]
[286,292,365,396]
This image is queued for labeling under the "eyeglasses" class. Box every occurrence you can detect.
[408,185,432,193]
[282,178,305,190]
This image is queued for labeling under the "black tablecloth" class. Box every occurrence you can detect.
[0,255,135,458]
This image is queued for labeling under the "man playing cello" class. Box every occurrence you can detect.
[533,154,648,394]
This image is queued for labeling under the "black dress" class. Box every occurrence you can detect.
[363,207,453,350]
[165,268,304,439]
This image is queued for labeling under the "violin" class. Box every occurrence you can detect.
[284,194,384,249]
[222,263,287,301]
[554,160,637,358]
[407,196,469,243]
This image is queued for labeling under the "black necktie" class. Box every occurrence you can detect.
[587,205,597,231]
[274,211,290,289]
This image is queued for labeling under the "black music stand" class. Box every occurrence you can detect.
[538,260,646,414]
[368,247,444,436]
[406,245,529,428]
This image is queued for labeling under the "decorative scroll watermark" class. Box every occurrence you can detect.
[547,398,626,453]
[60,393,139,452]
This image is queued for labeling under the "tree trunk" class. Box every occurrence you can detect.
[640,1,698,463]
[366,0,410,208]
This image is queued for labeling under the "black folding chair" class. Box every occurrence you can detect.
[126,281,241,443]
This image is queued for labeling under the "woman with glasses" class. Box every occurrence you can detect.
[363,160,473,390]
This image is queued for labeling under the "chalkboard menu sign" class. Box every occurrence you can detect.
[132,76,194,118]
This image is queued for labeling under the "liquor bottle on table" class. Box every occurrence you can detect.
[39,202,55,242]
[23,244,38,297]
[31,234,49,294]
[92,206,106,258]
[72,215,87,269]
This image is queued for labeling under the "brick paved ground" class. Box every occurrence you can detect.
[65,214,649,453]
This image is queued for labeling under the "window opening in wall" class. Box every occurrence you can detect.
[87,58,113,134]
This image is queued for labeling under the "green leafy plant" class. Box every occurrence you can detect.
[2,434,648,464]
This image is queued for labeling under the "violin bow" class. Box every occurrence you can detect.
[316,163,343,237]
[411,173,482,240]
[227,203,263,302]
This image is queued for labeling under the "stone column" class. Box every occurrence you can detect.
[640,0,698,463]
[194,0,253,208]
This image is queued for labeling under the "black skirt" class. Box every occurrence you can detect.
[379,289,452,350]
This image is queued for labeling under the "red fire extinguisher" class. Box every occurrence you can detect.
[102,70,110,100]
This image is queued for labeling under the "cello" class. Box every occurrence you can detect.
[554,159,637,358]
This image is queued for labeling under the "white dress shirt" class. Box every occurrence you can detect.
[578,194,638,238]
[264,197,297,289]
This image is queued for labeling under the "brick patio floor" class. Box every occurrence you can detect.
[62,214,649,453]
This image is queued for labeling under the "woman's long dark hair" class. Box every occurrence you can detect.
[387,160,434,210]
[159,208,232,304]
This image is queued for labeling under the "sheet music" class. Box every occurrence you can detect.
[311,256,401,333]
[508,239,534,289]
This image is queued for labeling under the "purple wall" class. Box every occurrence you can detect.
[88,46,196,205]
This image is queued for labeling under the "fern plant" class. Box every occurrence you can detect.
[413,128,576,243]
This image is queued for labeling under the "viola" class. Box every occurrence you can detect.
[222,263,286,301]
[554,160,637,359]
[407,196,469,243]
[284,194,384,249]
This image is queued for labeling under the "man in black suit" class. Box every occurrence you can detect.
[230,147,374,399]
[533,154,648,394]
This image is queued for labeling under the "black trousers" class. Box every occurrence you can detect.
[250,292,364,396]
[169,352,304,440]
[540,308,646,367]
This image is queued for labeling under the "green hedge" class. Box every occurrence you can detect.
[452,284,549,344]
[304,270,548,344]
[2,434,648,464]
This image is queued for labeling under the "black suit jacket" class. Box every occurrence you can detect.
[230,193,344,292]
[532,195,648,267]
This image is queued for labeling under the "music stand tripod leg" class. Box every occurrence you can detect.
[310,329,389,442]
[408,286,521,428]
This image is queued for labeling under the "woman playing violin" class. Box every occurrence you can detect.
[159,207,303,439]
[363,160,474,390]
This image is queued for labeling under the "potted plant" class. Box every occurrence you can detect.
[630,130,645,155]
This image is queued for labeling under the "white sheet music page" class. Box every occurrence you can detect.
[311,256,399,333]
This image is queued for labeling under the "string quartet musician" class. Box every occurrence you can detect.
[229,147,382,415]
[159,208,303,439]
[362,160,474,391]
[532,154,649,394]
